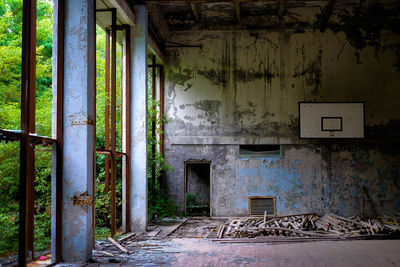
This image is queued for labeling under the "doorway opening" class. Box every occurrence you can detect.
[185,161,211,216]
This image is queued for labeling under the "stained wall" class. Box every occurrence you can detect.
[163,7,400,217]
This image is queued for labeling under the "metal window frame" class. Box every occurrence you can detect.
[0,0,62,265]
[94,8,132,237]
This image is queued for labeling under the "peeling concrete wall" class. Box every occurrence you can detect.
[164,12,400,217]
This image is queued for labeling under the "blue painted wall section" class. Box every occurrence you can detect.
[165,144,400,217]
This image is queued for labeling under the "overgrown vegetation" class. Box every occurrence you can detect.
[147,89,178,219]
[0,0,179,255]
[0,0,53,255]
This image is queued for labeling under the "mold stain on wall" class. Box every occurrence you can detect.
[163,1,400,217]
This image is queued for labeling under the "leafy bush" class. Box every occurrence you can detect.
[0,208,19,255]
[186,193,197,207]
[0,0,54,254]
[147,96,178,219]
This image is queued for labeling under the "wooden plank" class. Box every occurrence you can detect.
[118,232,136,242]
[107,237,129,254]
[165,218,190,237]
[218,225,226,238]
[147,229,162,237]
[94,250,115,257]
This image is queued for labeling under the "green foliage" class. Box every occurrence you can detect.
[33,151,52,251]
[186,193,197,207]
[95,227,111,241]
[0,207,19,255]
[0,1,179,255]
[0,0,53,255]
[147,94,178,219]
[149,190,179,219]
[94,25,124,236]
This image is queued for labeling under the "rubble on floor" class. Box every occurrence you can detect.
[89,214,400,264]
[168,217,222,238]
[213,213,400,241]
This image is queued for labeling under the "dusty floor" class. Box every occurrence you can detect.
[21,218,400,267]
[86,218,400,266]
[86,238,400,267]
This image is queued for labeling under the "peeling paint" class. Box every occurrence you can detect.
[163,2,400,218]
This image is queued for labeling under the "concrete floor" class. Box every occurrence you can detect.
[83,239,400,267]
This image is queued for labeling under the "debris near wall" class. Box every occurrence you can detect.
[169,218,223,238]
[213,213,400,241]
[317,214,400,237]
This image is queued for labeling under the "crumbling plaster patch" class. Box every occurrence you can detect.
[166,30,400,140]
[165,144,400,217]
[163,8,400,216]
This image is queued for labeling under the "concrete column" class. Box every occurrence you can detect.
[130,5,148,232]
[52,0,95,261]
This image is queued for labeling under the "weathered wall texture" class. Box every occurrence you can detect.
[166,144,400,217]
[163,4,400,217]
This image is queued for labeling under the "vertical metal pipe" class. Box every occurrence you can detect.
[158,65,165,189]
[19,0,35,264]
[105,30,110,194]
[124,25,131,233]
[27,0,37,259]
[158,65,165,157]
[361,186,365,219]
[55,0,64,262]
[110,8,117,237]
[92,0,97,247]
[151,55,156,202]
[120,45,124,146]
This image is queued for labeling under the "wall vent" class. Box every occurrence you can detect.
[248,196,276,216]
[239,145,282,157]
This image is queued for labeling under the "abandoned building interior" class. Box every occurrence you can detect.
[1,0,400,265]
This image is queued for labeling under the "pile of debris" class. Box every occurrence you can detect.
[215,213,400,240]
[316,213,400,236]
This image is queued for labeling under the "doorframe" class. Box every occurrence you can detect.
[184,159,212,216]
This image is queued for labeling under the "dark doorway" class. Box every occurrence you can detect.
[185,162,210,216]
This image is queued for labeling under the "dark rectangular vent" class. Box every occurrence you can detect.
[248,196,276,216]
[239,145,281,157]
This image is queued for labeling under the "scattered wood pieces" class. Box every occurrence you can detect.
[215,213,400,240]
[147,229,162,237]
[94,250,115,257]
[316,214,400,236]
[165,218,190,237]
[107,237,129,254]
[118,232,136,242]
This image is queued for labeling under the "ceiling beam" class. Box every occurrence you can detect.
[278,0,286,24]
[191,3,200,22]
[234,1,241,24]
[108,0,136,25]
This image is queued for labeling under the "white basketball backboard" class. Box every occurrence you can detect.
[299,102,364,138]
